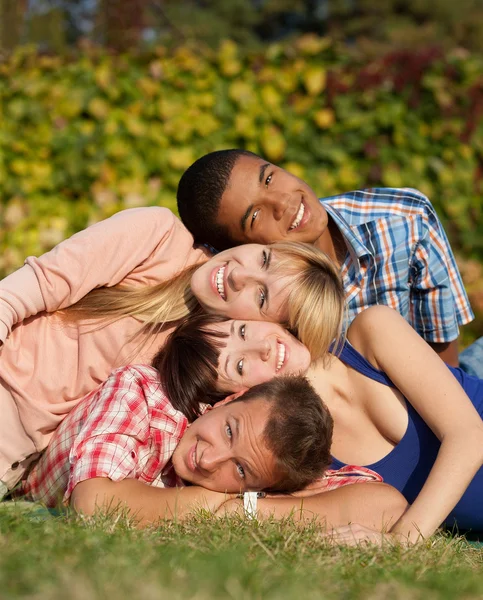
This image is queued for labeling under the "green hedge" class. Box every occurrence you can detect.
[1,37,482,279]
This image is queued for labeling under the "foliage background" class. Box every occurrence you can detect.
[1,0,482,340]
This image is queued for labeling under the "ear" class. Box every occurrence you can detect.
[213,388,248,409]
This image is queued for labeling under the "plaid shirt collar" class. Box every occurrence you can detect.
[322,202,374,288]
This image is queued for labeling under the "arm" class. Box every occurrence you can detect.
[71,478,232,527]
[427,340,459,367]
[0,207,185,342]
[409,193,474,362]
[350,305,483,543]
[217,483,408,531]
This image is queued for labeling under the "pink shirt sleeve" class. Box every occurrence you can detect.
[0,207,194,342]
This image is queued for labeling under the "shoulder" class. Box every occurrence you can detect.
[321,187,435,215]
[99,365,163,405]
[109,206,178,229]
[347,306,401,357]
[348,305,397,334]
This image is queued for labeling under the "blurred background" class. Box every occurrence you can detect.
[0,0,482,340]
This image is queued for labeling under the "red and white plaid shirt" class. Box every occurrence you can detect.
[19,364,381,508]
[20,365,189,507]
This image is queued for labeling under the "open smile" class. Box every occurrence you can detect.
[212,264,227,301]
[276,340,287,372]
[289,199,306,231]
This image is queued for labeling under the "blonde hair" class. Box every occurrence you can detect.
[61,263,202,335]
[269,241,345,361]
[63,241,344,360]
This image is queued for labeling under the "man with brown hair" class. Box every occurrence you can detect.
[16,365,406,530]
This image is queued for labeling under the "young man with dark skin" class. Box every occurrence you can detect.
[177,149,478,371]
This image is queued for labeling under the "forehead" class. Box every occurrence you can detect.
[230,398,277,485]
[217,156,268,240]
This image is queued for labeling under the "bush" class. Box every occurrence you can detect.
[1,37,482,338]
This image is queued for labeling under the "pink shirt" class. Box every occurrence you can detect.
[0,207,209,481]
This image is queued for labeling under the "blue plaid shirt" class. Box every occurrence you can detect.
[322,188,474,343]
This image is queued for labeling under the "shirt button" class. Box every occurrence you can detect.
[11,462,20,470]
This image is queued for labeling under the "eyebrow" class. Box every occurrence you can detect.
[240,204,254,234]
[224,320,238,376]
[234,417,257,485]
[260,250,273,317]
[258,163,270,184]
[240,163,270,234]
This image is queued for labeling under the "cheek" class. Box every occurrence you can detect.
[209,465,234,490]
[251,365,270,386]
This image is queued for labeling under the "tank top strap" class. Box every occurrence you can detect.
[336,341,395,387]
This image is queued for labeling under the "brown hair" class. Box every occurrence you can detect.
[152,313,231,422]
[236,375,334,493]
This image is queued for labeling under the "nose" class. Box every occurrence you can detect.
[250,339,271,361]
[264,191,289,220]
[228,266,253,292]
[198,445,230,473]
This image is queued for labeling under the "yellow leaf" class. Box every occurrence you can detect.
[235,114,257,139]
[195,114,221,137]
[229,81,257,108]
[283,162,305,179]
[261,85,282,110]
[277,69,298,93]
[137,77,159,98]
[220,58,242,77]
[168,148,195,171]
[94,64,112,90]
[314,108,335,129]
[295,34,332,55]
[292,95,314,115]
[125,116,146,137]
[88,97,110,120]
[218,39,238,59]
[303,66,327,96]
[260,126,286,162]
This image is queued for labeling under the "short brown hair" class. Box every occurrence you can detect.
[236,375,333,493]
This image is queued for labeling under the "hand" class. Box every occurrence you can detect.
[320,523,404,547]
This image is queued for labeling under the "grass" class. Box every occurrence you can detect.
[1,502,483,600]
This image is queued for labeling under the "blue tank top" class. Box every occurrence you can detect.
[330,342,483,531]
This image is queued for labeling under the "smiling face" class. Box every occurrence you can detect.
[171,397,277,493]
[212,320,311,393]
[216,155,329,245]
[190,244,293,322]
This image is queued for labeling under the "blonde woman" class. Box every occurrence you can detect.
[0,206,343,497]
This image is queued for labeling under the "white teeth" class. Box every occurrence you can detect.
[216,265,226,300]
[289,202,305,230]
[276,342,286,372]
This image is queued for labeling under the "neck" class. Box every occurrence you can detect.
[307,355,352,414]
[314,217,347,268]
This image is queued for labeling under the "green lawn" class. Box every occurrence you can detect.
[1,502,482,600]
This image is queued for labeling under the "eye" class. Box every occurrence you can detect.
[236,464,246,479]
[225,423,233,439]
[258,289,266,310]
[261,250,268,268]
[239,324,246,340]
[265,173,272,187]
[251,209,260,227]
[236,358,244,376]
